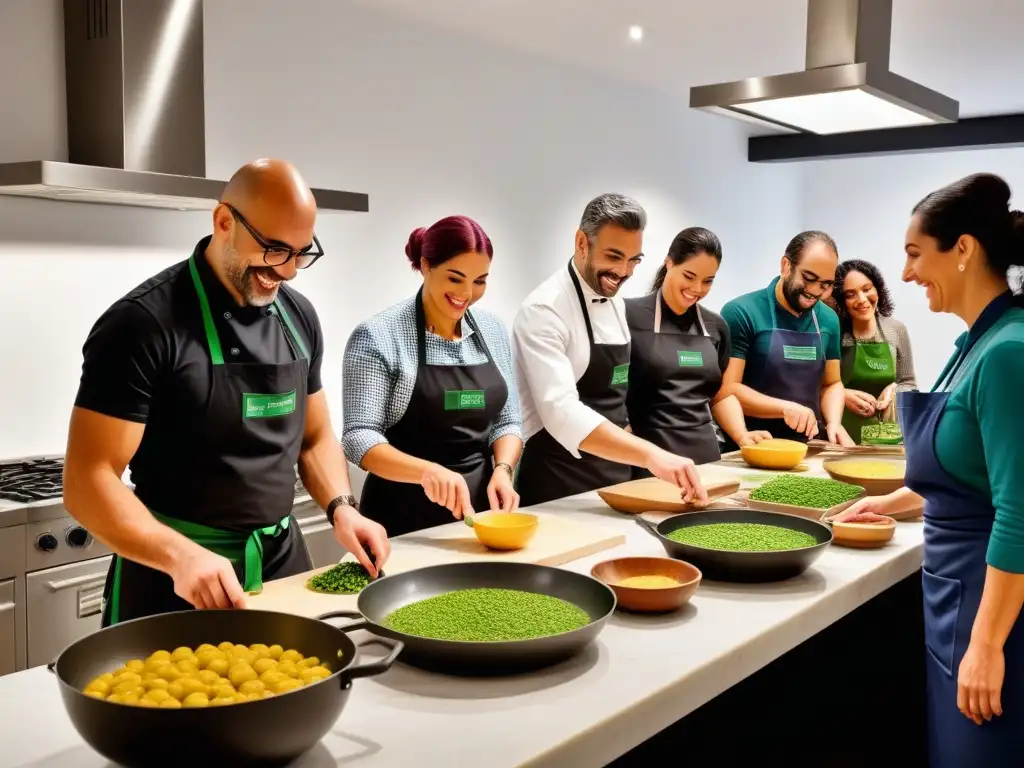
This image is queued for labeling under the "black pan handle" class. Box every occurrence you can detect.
[46,660,57,674]
[634,516,662,538]
[316,610,405,683]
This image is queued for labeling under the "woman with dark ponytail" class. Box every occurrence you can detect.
[341,215,523,536]
[624,227,771,468]
[839,173,1024,766]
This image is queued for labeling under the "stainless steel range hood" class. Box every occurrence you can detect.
[689,0,959,135]
[0,0,368,213]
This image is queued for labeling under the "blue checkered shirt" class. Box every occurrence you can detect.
[342,296,523,465]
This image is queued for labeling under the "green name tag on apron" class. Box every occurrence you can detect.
[610,364,630,386]
[783,345,817,362]
[444,390,486,411]
[242,390,297,419]
[678,350,704,367]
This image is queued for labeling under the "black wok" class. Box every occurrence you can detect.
[49,609,402,768]
[636,508,832,582]
[333,561,616,676]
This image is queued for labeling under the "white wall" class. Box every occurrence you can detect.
[801,147,1024,388]
[0,0,800,458]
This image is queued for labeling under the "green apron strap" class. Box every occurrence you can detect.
[108,555,124,625]
[188,254,225,365]
[271,301,311,360]
[242,516,291,594]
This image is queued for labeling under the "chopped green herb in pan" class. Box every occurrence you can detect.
[307,562,373,594]
[666,523,817,552]
[381,588,590,641]
[749,475,862,509]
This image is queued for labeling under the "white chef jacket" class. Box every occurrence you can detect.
[512,260,631,458]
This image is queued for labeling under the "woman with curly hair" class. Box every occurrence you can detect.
[832,259,917,443]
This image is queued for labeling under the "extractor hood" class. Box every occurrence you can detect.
[0,0,368,212]
[689,0,959,135]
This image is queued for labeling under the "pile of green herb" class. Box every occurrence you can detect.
[307,562,373,594]
[381,588,591,641]
[749,474,862,509]
[861,421,903,445]
[666,522,817,552]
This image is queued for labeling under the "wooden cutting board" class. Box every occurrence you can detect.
[245,511,626,618]
[596,471,741,515]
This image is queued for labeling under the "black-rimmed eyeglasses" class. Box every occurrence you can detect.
[222,202,324,269]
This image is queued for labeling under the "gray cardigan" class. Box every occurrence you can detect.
[840,315,917,393]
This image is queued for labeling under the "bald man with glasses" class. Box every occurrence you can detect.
[64,159,390,626]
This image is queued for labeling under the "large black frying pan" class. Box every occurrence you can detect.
[334,561,617,676]
[49,609,402,768]
[635,508,833,583]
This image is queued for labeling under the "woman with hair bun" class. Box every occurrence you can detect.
[840,173,1024,766]
[341,215,522,536]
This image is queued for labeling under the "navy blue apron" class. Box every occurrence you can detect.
[741,288,825,443]
[627,292,722,475]
[900,299,1024,767]
[517,262,632,507]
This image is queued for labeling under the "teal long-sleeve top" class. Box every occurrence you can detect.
[933,293,1024,572]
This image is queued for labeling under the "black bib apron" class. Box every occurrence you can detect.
[358,291,508,537]
[101,253,312,626]
[517,262,632,507]
[628,292,722,473]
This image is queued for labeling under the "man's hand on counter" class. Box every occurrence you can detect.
[332,506,390,578]
[645,448,709,505]
[169,539,248,610]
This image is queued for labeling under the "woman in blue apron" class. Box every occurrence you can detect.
[625,227,771,470]
[841,173,1024,766]
[341,216,523,536]
[832,260,918,443]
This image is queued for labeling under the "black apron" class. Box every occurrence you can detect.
[741,288,826,444]
[358,290,508,537]
[517,262,633,507]
[627,292,722,474]
[101,253,312,626]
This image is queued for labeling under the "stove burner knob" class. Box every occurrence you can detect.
[35,533,58,553]
[65,526,91,548]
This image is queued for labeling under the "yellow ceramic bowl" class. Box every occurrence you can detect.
[470,512,538,551]
[740,438,808,470]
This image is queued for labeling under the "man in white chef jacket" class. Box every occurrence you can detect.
[512,193,708,507]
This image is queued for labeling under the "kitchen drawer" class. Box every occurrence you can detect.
[26,556,111,668]
[0,579,16,676]
[0,525,25,580]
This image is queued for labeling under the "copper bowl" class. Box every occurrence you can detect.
[590,557,701,613]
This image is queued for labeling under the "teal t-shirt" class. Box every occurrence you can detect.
[933,303,1024,573]
[721,277,841,384]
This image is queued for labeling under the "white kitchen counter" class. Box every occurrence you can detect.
[0,490,925,768]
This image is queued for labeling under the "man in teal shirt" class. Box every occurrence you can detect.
[720,231,854,446]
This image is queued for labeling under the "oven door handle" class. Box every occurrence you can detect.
[0,599,13,614]
[44,574,108,593]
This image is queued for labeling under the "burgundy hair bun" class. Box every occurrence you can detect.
[405,227,427,271]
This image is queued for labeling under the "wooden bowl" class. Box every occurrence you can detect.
[823,457,906,496]
[740,439,808,471]
[468,512,538,550]
[590,556,701,613]
[828,516,897,549]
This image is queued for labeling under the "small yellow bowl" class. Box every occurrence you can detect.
[469,512,538,550]
[740,439,808,470]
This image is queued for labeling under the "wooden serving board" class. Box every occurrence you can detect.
[745,491,864,522]
[596,471,741,515]
[245,511,626,618]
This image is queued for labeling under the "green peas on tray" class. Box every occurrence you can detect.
[306,562,373,594]
[748,474,863,510]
